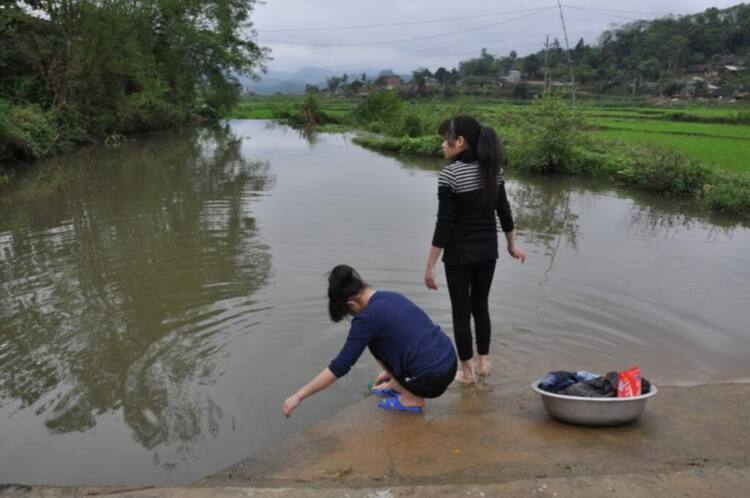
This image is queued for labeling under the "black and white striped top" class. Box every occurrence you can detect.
[437,160,504,193]
[432,158,515,265]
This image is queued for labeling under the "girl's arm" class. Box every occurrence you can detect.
[497,182,526,263]
[504,230,526,263]
[424,245,443,290]
[427,169,456,290]
[282,367,337,417]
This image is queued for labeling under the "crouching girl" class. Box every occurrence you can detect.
[282,265,457,416]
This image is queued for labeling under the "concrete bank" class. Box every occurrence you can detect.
[4,382,749,497]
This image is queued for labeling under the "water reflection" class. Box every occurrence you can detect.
[0,125,273,450]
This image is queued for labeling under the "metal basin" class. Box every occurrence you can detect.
[531,377,658,426]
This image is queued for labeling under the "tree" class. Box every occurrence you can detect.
[1,0,268,161]
[523,54,542,79]
[411,68,433,96]
[326,76,342,93]
[435,67,450,86]
[459,48,498,77]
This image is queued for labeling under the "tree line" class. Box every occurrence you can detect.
[315,4,750,99]
[1,0,267,164]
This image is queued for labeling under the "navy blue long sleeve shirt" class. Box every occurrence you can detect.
[328,291,456,380]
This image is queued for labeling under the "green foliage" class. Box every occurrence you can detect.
[505,96,586,174]
[352,135,442,156]
[615,147,711,195]
[401,114,423,137]
[353,91,403,125]
[703,173,750,215]
[665,111,750,125]
[0,100,63,161]
[565,145,628,177]
[285,93,340,126]
[117,92,188,134]
[1,0,267,165]
[300,93,322,124]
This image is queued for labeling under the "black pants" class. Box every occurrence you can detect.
[398,357,457,399]
[444,259,497,362]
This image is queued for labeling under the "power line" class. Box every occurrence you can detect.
[561,4,671,16]
[259,7,557,47]
[259,6,558,33]
[313,41,546,71]
[557,0,576,106]
[562,5,642,22]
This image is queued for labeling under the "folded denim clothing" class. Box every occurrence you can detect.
[538,371,579,393]
[561,371,619,397]
[539,370,600,394]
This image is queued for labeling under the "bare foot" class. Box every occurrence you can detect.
[476,356,491,377]
[371,379,395,393]
[455,362,476,384]
[398,393,426,408]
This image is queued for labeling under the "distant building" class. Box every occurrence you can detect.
[461,76,502,92]
[423,76,441,89]
[375,75,402,89]
[503,70,522,85]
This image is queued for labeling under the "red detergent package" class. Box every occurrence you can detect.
[617,366,642,398]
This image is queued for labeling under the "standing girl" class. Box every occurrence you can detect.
[424,115,526,384]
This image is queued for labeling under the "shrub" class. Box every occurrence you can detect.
[566,145,627,177]
[353,90,403,125]
[505,96,585,174]
[401,114,423,137]
[0,100,60,161]
[352,134,441,156]
[117,93,187,134]
[400,135,442,155]
[614,146,710,195]
[703,173,750,216]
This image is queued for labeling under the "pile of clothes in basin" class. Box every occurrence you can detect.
[538,370,651,398]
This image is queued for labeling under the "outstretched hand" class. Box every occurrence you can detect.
[282,394,301,418]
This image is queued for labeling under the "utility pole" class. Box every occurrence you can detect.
[544,35,550,96]
[556,0,576,107]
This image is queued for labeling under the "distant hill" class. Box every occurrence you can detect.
[241,67,409,95]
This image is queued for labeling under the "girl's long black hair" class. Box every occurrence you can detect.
[327,264,367,322]
[438,115,506,206]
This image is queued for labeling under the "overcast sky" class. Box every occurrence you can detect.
[249,1,744,74]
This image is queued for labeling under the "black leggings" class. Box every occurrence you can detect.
[444,260,497,362]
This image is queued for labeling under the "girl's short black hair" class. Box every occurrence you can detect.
[327,265,367,322]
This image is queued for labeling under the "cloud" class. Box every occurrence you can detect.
[251,1,742,72]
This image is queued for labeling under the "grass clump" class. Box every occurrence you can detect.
[352,135,442,156]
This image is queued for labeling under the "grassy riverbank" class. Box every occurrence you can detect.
[229,94,750,217]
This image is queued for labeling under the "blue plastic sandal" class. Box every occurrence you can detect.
[371,387,398,397]
[377,396,424,413]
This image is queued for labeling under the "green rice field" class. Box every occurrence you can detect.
[587,107,750,173]
[229,96,750,174]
